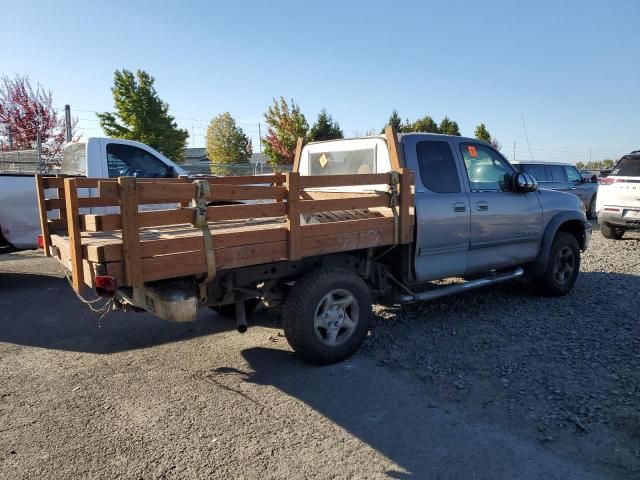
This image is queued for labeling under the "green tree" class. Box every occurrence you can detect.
[97,69,189,162]
[474,123,492,142]
[407,115,440,133]
[307,109,343,142]
[206,112,252,174]
[439,116,460,136]
[576,161,586,170]
[262,97,308,164]
[380,109,403,133]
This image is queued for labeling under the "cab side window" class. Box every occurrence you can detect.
[416,141,460,193]
[459,143,513,192]
[106,144,170,178]
[546,165,566,183]
[565,166,582,184]
[521,164,548,182]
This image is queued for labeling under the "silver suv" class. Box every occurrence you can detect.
[512,161,598,219]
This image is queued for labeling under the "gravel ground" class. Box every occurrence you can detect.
[366,225,640,477]
[0,224,638,479]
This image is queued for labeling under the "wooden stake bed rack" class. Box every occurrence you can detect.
[36,170,414,294]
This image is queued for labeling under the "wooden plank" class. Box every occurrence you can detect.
[63,178,84,293]
[286,172,301,260]
[103,241,288,283]
[127,182,285,203]
[208,174,279,185]
[274,173,285,202]
[302,228,395,257]
[48,218,67,232]
[45,198,65,210]
[43,177,66,189]
[300,190,388,200]
[299,195,388,214]
[399,168,413,244]
[118,177,143,287]
[299,173,391,189]
[81,202,287,232]
[85,227,288,263]
[385,126,403,170]
[50,234,97,288]
[292,137,304,173]
[300,216,392,238]
[34,175,51,256]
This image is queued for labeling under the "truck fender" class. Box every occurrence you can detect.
[527,212,587,279]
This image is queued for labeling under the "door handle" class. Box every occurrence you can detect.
[476,201,489,211]
[453,202,466,213]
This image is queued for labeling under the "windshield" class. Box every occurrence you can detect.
[309,148,376,176]
[611,155,640,177]
[60,142,87,175]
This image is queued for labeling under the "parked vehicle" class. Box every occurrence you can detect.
[512,161,598,219]
[596,151,640,239]
[0,138,187,249]
[37,129,591,364]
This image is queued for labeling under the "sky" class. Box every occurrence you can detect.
[1,0,638,163]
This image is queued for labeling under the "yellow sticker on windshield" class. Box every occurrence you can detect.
[468,146,478,157]
[318,153,328,168]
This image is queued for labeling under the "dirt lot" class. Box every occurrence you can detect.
[1,226,638,479]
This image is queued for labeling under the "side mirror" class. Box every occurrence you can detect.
[512,172,538,193]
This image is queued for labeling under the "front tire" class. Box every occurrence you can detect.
[534,232,580,297]
[601,223,624,240]
[282,268,372,365]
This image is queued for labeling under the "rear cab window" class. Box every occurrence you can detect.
[415,141,460,193]
[308,148,375,175]
[565,166,582,183]
[518,164,548,182]
[106,143,171,178]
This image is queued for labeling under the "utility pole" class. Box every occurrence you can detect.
[8,126,13,149]
[258,123,262,155]
[36,132,42,171]
[513,141,516,161]
[64,105,72,142]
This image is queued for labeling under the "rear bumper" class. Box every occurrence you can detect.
[597,208,640,229]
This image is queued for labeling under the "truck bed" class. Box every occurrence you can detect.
[36,171,414,293]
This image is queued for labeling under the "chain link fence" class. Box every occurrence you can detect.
[0,149,60,174]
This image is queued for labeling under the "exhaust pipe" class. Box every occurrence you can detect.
[235,300,248,333]
[394,267,525,303]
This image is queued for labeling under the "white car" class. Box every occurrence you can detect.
[596,151,640,239]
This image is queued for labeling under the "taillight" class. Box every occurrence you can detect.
[36,235,44,249]
[598,177,623,185]
[95,276,118,297]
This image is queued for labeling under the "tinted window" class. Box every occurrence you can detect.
[106,144,170,178]
[547,165,566,182]
[611,156,640,177]
[309,148,375,175]
[520,164,548,181]
[416,141,460,193]
[459,143,512,192]
[565,166,582,183]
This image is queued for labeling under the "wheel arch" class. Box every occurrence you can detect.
[527,212,587,278]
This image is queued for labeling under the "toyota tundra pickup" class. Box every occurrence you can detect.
[37,128,592,364]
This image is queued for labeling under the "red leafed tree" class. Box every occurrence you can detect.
[0,74,75,157]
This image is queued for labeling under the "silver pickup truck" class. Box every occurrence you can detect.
[154,132,593,364]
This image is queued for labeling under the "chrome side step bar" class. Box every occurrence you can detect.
[394,267,525,304]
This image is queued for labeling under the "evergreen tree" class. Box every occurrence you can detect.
[97,69,189,162]
[262,97,308,164]
[206,112,252,174]
[381,109,403,133]
[307,109,343,142]
[474,123,492,143]
[439,116,461,136]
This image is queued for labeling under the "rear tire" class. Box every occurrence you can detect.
[534,232,580,297]
[282,268,372,365]
[601,223,624,240]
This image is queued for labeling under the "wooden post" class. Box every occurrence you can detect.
[385,126,403,170]
[292,137,304,173]
[178,175,190,208]
[286,172,301,260]
[64,178,84,292]
[118,177,143,287]
[34,175,51,256]
[399,168,413,244]
[274,172,285,202]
